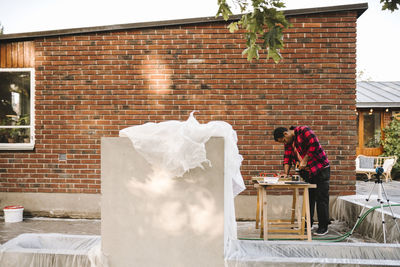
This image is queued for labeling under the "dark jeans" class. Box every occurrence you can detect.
[307,167,330,228]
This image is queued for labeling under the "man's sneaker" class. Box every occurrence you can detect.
[313,226,328,236]
[304,224,316,231]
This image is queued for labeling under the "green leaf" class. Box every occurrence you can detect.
[380,118,400,168]
[380,0,400,11]
[216,1,233,20]
[242,44,261,61]
[218,0,290,63]
[228,22,239,33]
[268,48,282,63]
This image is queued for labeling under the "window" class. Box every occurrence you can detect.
[356,109,383,156]
[0,68,34,150]
[363,112,381,148]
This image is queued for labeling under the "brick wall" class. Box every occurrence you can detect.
[0,10,358,196]
[384,110,393,126]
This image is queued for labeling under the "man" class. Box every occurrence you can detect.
[273,126,330,236]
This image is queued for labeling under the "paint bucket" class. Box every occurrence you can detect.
[3,205,24,223]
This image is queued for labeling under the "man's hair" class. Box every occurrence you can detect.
[273,127,288,141]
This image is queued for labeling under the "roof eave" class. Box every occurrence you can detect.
[0,3,368,41]
[357,103,400,108]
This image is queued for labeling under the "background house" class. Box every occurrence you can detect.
[0,3,367,219]
[356,81,400,156]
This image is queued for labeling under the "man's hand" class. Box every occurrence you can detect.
[299,154,310,170]
[298,160,307,170]
[283,164,291,178]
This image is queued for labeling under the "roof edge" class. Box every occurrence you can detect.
[284,2,368,18]
[0,3,368,41]
[357,103,400,108]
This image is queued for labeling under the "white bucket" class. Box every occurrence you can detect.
[3,205,24,223]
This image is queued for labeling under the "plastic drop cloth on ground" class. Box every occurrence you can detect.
[0,233,107,267]
[119,112,246,256]
[225,239,400,266]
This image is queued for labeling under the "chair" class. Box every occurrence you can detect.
[356,155,398,182]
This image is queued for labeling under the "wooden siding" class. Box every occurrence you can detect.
[0,41,34,68]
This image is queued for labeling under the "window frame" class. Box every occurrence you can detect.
[356,109,383,156]
[0,68,35,150]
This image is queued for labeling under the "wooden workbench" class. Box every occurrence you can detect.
[253,178,317,241]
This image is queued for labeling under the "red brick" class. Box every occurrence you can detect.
[0,10,359,195]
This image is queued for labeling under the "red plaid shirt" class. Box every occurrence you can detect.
[283,126,329,176]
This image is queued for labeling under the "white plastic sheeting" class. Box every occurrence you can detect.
[225,239,400,266]
[0,233,106,267]
[332,194,400,243]
[119,112,400,266]
[119,112,246,255]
